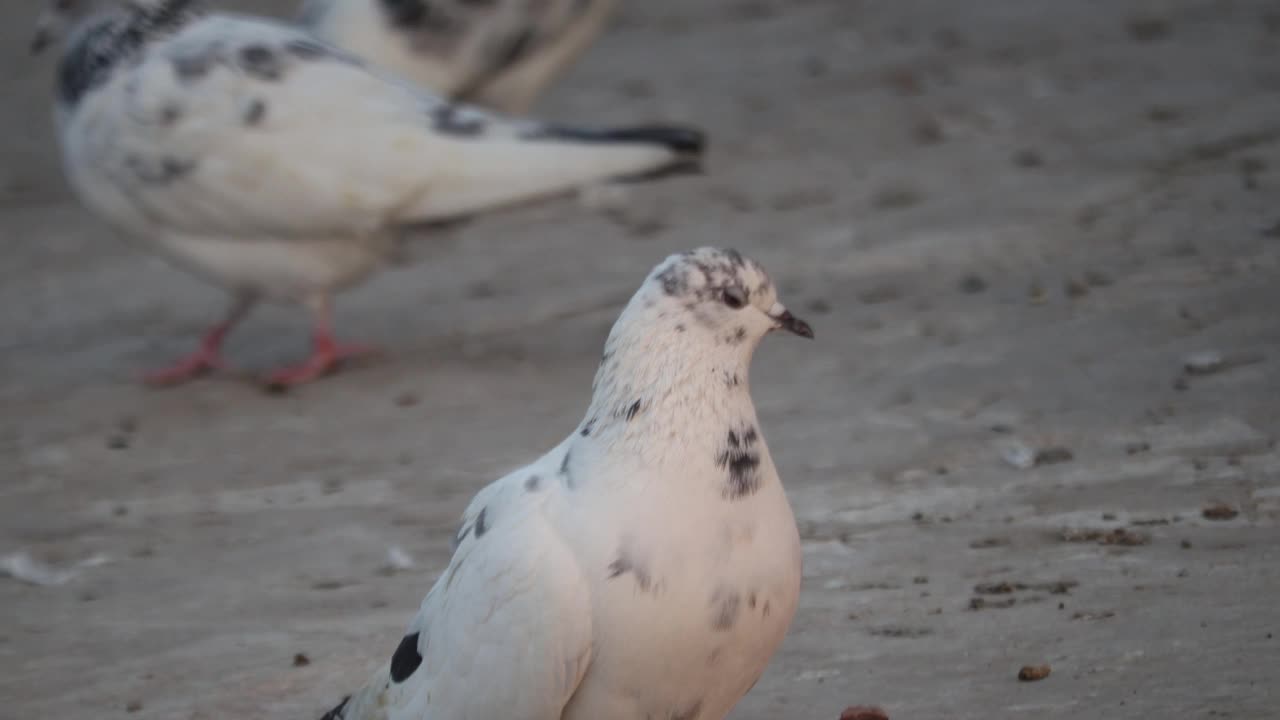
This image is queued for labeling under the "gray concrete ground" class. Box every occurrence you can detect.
[2,0,1279,718]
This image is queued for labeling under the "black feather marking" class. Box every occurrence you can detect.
[717,426,762,500]
[560,448,575,489]
[380,0,455,31]
[474,507,489,537]
[452,521,472,550]
[625,399,642,422]
[125,155,196,185]
[239,44,284,81]
[243,98,267,126]
[172,52,214,82]
[284,38,330,60]
[59,1,201,105]
[389,632,422,683]
[431,105,487,136]
[606,545,653,593]
[318,694,350,720]
[580,417,596,437]
[710,586,741,631]
[523,125,706,156]
[524,474,542,491]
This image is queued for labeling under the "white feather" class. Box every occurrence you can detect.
[327,249,804,720]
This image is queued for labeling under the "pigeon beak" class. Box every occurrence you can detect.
[768,304,815,339]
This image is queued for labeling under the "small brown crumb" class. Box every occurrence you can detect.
[394,391,420,408]
[1202,503,1239,521]
[292,653,311,667]
[1018,664,1051,682]
[841,706,890,720]
[126,700,144,713]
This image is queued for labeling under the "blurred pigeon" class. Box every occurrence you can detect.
[320,248,812,720]
[31,0,704,387]
[299,0,619,114]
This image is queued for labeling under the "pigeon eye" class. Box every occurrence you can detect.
[722,286,747,309]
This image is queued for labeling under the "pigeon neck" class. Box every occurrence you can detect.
[581,303,760,458]
[58,0,204,107]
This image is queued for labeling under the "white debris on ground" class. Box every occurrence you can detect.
[0,551,110,587]
[383,545,416,574]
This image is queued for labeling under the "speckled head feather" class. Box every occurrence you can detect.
[32,0,202,53]
[630,247,812,343]
[585,248,813,443]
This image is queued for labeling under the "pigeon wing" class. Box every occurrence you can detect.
[64,14,505,240]
[332,465,594,719]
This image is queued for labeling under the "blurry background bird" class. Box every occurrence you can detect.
[31,0,702,387]
[299,0,619,114]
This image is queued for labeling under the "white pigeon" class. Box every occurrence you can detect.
[30,0,703,387]
[299,0,619,114]
[319,247,813,720]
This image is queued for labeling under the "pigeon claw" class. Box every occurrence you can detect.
[262,340,379,391]
[143,345,227,387]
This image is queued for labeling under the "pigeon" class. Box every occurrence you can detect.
[319,247,813,720]
[299,0,619,114]
[30,0,704,387]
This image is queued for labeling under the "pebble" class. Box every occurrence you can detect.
[999,439,1037,469]
[1183,351,1224,376]
[1201,503,1239,521]
[1018,664,1052,682]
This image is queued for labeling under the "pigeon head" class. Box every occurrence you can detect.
[586,248,812,440]
[31,0,114,53]
[641,247,814,344]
